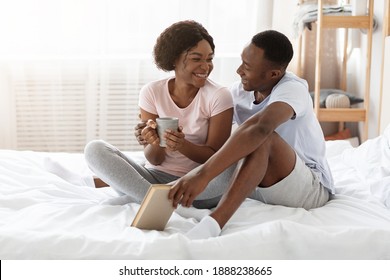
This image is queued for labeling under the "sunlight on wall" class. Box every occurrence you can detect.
[2,0,285,151]
[0,0,263,58]
[0,0,304,151]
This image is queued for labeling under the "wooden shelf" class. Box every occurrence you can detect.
[322,15,370,29]
[313,0,374,141]
[316,108,366,122]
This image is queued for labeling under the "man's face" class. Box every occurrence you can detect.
[236,43,275,93]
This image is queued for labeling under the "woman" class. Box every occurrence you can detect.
[83,20,235,208]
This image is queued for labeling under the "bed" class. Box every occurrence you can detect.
[1,123,390,260]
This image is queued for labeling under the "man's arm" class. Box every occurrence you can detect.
[169,101,295,208]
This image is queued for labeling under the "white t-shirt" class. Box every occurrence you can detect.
[230,72,334,193]
[139,77,233,177]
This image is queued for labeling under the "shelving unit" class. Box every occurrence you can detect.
[314,0,374,141]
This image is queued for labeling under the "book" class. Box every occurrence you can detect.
[131,184,175,231]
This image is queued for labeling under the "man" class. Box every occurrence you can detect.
[169,30,334,239]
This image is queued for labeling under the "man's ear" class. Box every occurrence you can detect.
[270,69,282,78]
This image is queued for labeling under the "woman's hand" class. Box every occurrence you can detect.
[164,126,185,151]
[134,121,147,145]
[141,119,160,146]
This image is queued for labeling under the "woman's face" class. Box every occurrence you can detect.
[174,39,214,88]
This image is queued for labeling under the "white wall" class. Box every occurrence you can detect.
[370,0,386,138]
[352,0,385,138]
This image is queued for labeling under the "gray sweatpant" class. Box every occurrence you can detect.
[84,140,236,209]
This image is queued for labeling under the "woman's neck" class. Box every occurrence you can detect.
[169,79,199,108]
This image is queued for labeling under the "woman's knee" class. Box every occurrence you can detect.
[84,140,110,164]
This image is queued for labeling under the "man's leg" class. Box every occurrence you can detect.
[210,132,296,228]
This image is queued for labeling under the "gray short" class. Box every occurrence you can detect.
[249,153,330,210]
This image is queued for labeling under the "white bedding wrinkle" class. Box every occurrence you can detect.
[1,125,390,259]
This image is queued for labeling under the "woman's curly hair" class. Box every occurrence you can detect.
[153,20,215,72]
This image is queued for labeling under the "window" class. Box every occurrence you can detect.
[0,0,290,152]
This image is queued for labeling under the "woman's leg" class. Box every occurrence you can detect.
[191,163,237,209]
[84,140,177,203]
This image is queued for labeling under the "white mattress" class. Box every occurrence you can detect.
[1,126,390,259]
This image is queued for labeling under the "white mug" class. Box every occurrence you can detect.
[156,117,179,147]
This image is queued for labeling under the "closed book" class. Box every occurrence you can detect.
[131,184,174,231]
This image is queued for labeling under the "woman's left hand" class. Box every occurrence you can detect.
[164,126,185,151]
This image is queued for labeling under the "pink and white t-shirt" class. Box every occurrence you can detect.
[138,77,233,177]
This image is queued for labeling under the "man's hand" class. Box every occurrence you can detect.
[168,165,209,208]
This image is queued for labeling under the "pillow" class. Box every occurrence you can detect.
[310,89,364,108]
[325,93,350,108]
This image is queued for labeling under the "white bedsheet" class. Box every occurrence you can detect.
[1,127,390,259]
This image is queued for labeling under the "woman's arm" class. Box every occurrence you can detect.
[175,107,233,164]
[140,106,233,165]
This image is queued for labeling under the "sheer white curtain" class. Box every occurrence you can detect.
[0,0,295,152]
